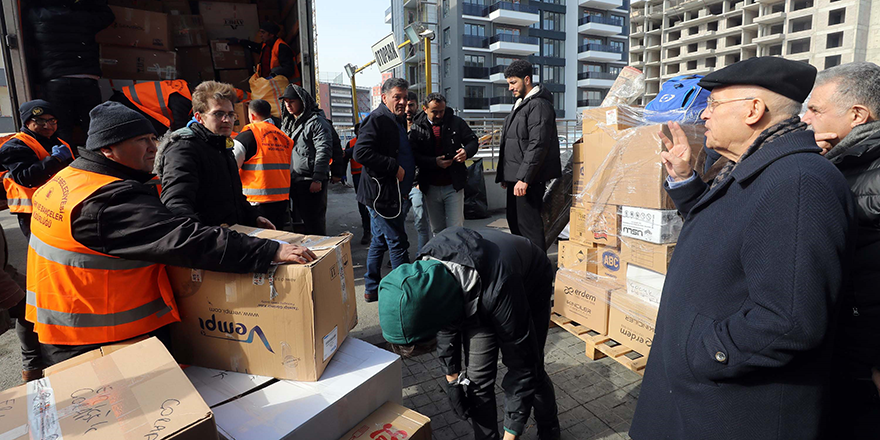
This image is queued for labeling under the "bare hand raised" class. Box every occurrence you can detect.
[814,132,838,155]
[273,243,317,264]
[659,122,694,182]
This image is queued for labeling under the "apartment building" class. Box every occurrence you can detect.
[387,0,441,104]
[317,81,371,131]
[629,0,874,104]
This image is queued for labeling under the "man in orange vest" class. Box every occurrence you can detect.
[234,99,294,229]
[0,100,74,238]
[234,22,297,80]
[344,123,371,244]
[27,101,317,366]
[110,79,193,134]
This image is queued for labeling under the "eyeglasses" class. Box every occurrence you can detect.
[32,118,58,126]
[705,97,756,114]
[207,111,238,121]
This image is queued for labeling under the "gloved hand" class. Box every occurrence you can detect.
[445,378,471,421]
[51,145,72,162]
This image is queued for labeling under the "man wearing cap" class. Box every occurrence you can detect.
[630,57,857,439]
[26,102,316,366]
[234,22,297,81]
[0,100,74,238]
[378,227,560,440]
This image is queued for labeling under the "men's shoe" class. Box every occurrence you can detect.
[22,369,43,383]
[364,291,378,303]
[537,423,561,440]
[360,234,371,245]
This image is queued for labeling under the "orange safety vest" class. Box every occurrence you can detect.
[26,167,179,345]
[1,133,72,214]
[348,138,362,175]
[239,120,293,203]
[122,80,192,128]
[256,38,300,81]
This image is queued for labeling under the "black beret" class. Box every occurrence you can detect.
[698,57,817,103]
[19,99,55,126]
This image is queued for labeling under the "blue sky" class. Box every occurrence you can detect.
[315,0,393,88]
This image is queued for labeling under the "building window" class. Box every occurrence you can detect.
[496,56,519,66]
[609,14,625,27]
[443,28,450,47]
[464,54,486,67]
[825,55,842,69]
[495,26,520,36]
[444,58,450,77]
[768,44,782,56]
[826,32,843,49]
[583,37,603,46]
[829,8,846,25]
[443,0,449,17]
[542,65,564,84]
[542,38,564,57]
[465,23,486,37]
[705,57,717,68]
[791,0,813,11]
[789,17,811,33]
[609,40,625,52]
[583,64,602,72]
[543,11,565,32]
[609,65,622,75]
[552,92,564,110]
[788,38,810,54]
[465,85,484,98]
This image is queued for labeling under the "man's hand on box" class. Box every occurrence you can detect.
[274,244,317,264]
[659,121,694,182]
[256,216,276,230]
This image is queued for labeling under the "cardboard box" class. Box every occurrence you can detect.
[108,0,163,12]
[0,338,218,440]
[97,6,171,51]
[219,68,252,91]
[339,402,431,440]
[626,263,665,306]
[169,226,358,382]
[620,206,683,244]
[558,240,597,274]
[572,123,617,205]
[177,46,216,85]
[620,240,675,275]
[186,338,402,440]
[582,106,641,135]
[164,0,194,14]
[211,39,251,69]
[171,15,209,47]
[596,244,625,286]
[552,269,614,334]
[608,290,659,356]
[100,45,178,80]
[199,1,261,40]
[233,101,250,131]
[569,203,619,247]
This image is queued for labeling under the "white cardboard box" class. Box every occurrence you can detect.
[620,206,683,244]
[186,338,402,440]
[625,263,666,306]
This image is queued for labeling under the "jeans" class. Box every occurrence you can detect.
[506,182,547,251]
[351,173,371,237]
[364,206,410,294]
[43,77,102,148]
[404,186,431,254]
[424,184,465,235]
[289,179,328,235]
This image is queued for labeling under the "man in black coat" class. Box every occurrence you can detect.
[409,93,479,234]
[630,57,857,440]
[378,227,559,440]
[497,60,561,251]
[803,61,880,439]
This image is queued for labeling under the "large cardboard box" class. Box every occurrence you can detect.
[620,206,682,245]
[100,45,178,80]
[170,226,358,382]
[199,1,261,40]
[186,338,402,440]
[569,203,619,247]
[596,244,625,286]
[582,106,641,135]
[553,270,614,334]
[164,0,194,14]
[339,402,431,440]
[608,290,659,356]
[97,6,171,51]
[177,46,216,85]
[232,101,250,131]
[626,263,665,306]
[558,240,597,274]
[0,338,218,440]
[211,40,251,69]
[621,239,675,275]
[171,15,209,47]
[218,68,252,92]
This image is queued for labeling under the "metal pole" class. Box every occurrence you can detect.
[350,74,360,124]
[424,37,431,96]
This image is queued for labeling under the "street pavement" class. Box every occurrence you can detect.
[0,181,639,439]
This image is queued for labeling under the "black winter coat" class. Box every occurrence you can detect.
[630,130,857,440]
[0,129,72,190]
[70,149,278,273]
[354,103,408,213]
[26,0,114,81]
[281,85,334,182]
[409,108,479,193]
[827,127,880,379]
[496,86,561,184]
[421,227,554,436]
[157,123,261,227]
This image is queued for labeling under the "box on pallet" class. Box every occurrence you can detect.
[169,226,358,382]
[569,203,619,247]
[596,244,625,286]
[608,289,659,357]
[199,1,261,40]
[339,402,432,440]
[552,269,614,335]
[97,6,171,50]
[171,15,209,47]
[621,239,675,275]
[211,40,250,69]
[626,263,665,306]
[100,46,177,80]
[177,46,216,85]
[558,240,597,274]
[620,206,682,245]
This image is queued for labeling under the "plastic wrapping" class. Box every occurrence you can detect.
[542,148,575,250]
[464,158,490,219]
[599,66,646,108]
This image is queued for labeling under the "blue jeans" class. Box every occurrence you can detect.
[404,186,431,254]
[365,206,410,294]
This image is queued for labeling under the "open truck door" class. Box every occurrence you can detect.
[0,1,30,133]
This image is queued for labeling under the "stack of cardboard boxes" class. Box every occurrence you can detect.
[557,106,705,359]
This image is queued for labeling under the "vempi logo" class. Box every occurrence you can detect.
[602,251,620,272]
[198,314,274,353]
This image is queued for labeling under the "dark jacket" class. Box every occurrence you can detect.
[328,123,346,180]
[496,86,561,184]
[109,90,193,134]
[157,123,261,227]
[354,103,408,213]
[70,149,278,273]
[826,125,880,379]
[421,227,554,436]
[409,108,479,193]
[630,130,857,440]
[241,37,296,79]
[0,128,72,189]
[26,0,115,81]
[281,85,333,182]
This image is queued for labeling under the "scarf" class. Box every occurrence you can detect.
[710,116,807,189]
[824,120,880,161]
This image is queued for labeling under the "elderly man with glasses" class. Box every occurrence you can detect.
[157,81,274,229]
[629,57,858,440]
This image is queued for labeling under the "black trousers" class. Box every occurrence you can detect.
[828,374,880,439]
[40,326,172,367]
[506,182,546,251]
[289,180,328,235]
[256,200,290,231]
[8,298,43,371]
[43,77,102,148]
[16,214,30,239]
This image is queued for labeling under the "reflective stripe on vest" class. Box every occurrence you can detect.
[1,133,72,214]
[239,121,293,203]
[123,80,192,128]
[25,167,179,345]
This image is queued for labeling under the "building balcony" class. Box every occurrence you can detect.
[631,0,646,6]
[753,33,784,44]
[488,65,540,83]
[330,91,351,98]
[578,43,624,62]
[630,44,645,51]
[464,66,490,79]
[463,34,488,48]
[578,16,625,36]
[754,11,785,24]
[463,97,490,110]
[403,0,417,9]
[578,99,604,108]
[489,96,515,113]
[462,2,487,17]
[667,0,704,11]
[330,101,353,108]
[577,71,617,88]
[488,34,540,56]
[681,48,713,60]
[578,0,624,10]
[385,6,392,24]
[331,111,353,118]
[487,2,539,26]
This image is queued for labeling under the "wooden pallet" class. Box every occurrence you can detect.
[550,312,648,376]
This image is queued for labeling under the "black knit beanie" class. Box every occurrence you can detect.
[85,102,157,151]
[19,100,55,126]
